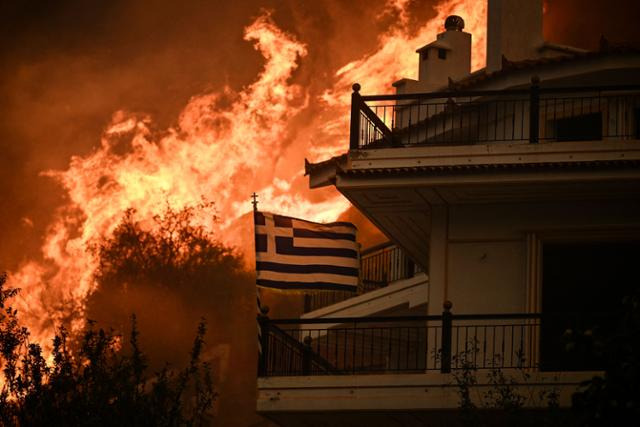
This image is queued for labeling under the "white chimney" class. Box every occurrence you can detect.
[395,15,471,93]
[417,16,471,87]
[487,0,544,73]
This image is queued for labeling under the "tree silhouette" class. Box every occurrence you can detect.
[0,272,215,426]
[87,203,258,425]
[87,204,254,369]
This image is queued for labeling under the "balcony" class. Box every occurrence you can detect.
[258,307,612,377]
[257,307,612,424]
[303,242,423,313]
[349,82,640,149]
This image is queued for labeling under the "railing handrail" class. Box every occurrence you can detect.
[266,311,615,325]
[359,84,640,102]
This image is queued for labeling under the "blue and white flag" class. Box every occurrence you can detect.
[254,211,358,292]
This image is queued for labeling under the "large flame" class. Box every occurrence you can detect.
[9,0,487,350]
[317,0,486,158]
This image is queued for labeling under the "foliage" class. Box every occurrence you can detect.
[571,292,640,426]
[93,202,247,297]
[449,340,562,427]
[87,203,254,369]
[0,272,215,426]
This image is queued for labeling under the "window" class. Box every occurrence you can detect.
[555,112,602,141]
[438,48,447,60]
[540,240,639,371]
[635,107,640,139]
[421,50,428,61]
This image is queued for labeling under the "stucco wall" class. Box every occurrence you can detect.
[429,199,640,315]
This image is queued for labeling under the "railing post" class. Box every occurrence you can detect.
[302,335,313,375]
[257,306,270,376]
[529,76,540,143]
[440,301,453,373]
[350,83,362,150]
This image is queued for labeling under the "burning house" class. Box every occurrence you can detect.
[256,0,640,424]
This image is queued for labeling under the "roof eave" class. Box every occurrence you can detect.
[305,154,348,189]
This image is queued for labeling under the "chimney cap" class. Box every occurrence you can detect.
[444,15,464,31]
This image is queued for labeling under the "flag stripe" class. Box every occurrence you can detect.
[291,220,356,234]
[276,236,357,258]
[255,226,294,237]
[293,237,358,249]
[257,279,357,292]
[256,252,358,268]
[293,228,356,241]
[258,270,357,286]
[257,261,358,276]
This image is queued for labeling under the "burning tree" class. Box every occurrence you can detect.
[87,203,254,370]
[86,204,258,425]
[0,272,215,426]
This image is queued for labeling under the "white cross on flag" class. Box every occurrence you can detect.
[254,211,359,292]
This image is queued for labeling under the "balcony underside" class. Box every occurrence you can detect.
[325,140,640,268]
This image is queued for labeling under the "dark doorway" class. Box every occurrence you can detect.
[540,240,640,371]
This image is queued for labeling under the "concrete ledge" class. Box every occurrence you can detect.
[257,371,601,413]
[349,140,640,170]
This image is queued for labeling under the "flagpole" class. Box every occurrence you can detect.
[253,193,270,376]
[252,192,265,313]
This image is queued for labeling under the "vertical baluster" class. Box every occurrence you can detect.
[455,324,460,368]
[405,327,410,370]
[529,76,540,143]
[501,325,506,368]
[417,102,421,143]
[473,326,478,367]
[408,105,413,145]
[442,102,446,143]
[426,103,431,142]
[511,100,516,140]
[388,327,393,371]
[440,301,453,373]
[352,323,357,373]
[425,324,430,370]
[492,325,496,366]
[343,328,348,371]
[334,329,338,370]
[477,101,483,142]
[520,98,525,140]
[510,325,515,367]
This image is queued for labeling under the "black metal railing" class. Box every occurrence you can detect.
[349,81,640,149]
[303,242,423,313]
[258,304,615,377]
[258,322,338,376]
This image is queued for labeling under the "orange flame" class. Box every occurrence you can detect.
[315,0,486,159]
[9,1,487,351]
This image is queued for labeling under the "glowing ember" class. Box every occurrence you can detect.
[8,0,487,351]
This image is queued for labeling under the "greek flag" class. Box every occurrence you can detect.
[254,211,359,292]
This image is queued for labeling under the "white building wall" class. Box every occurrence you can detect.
[429,199,640,315]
